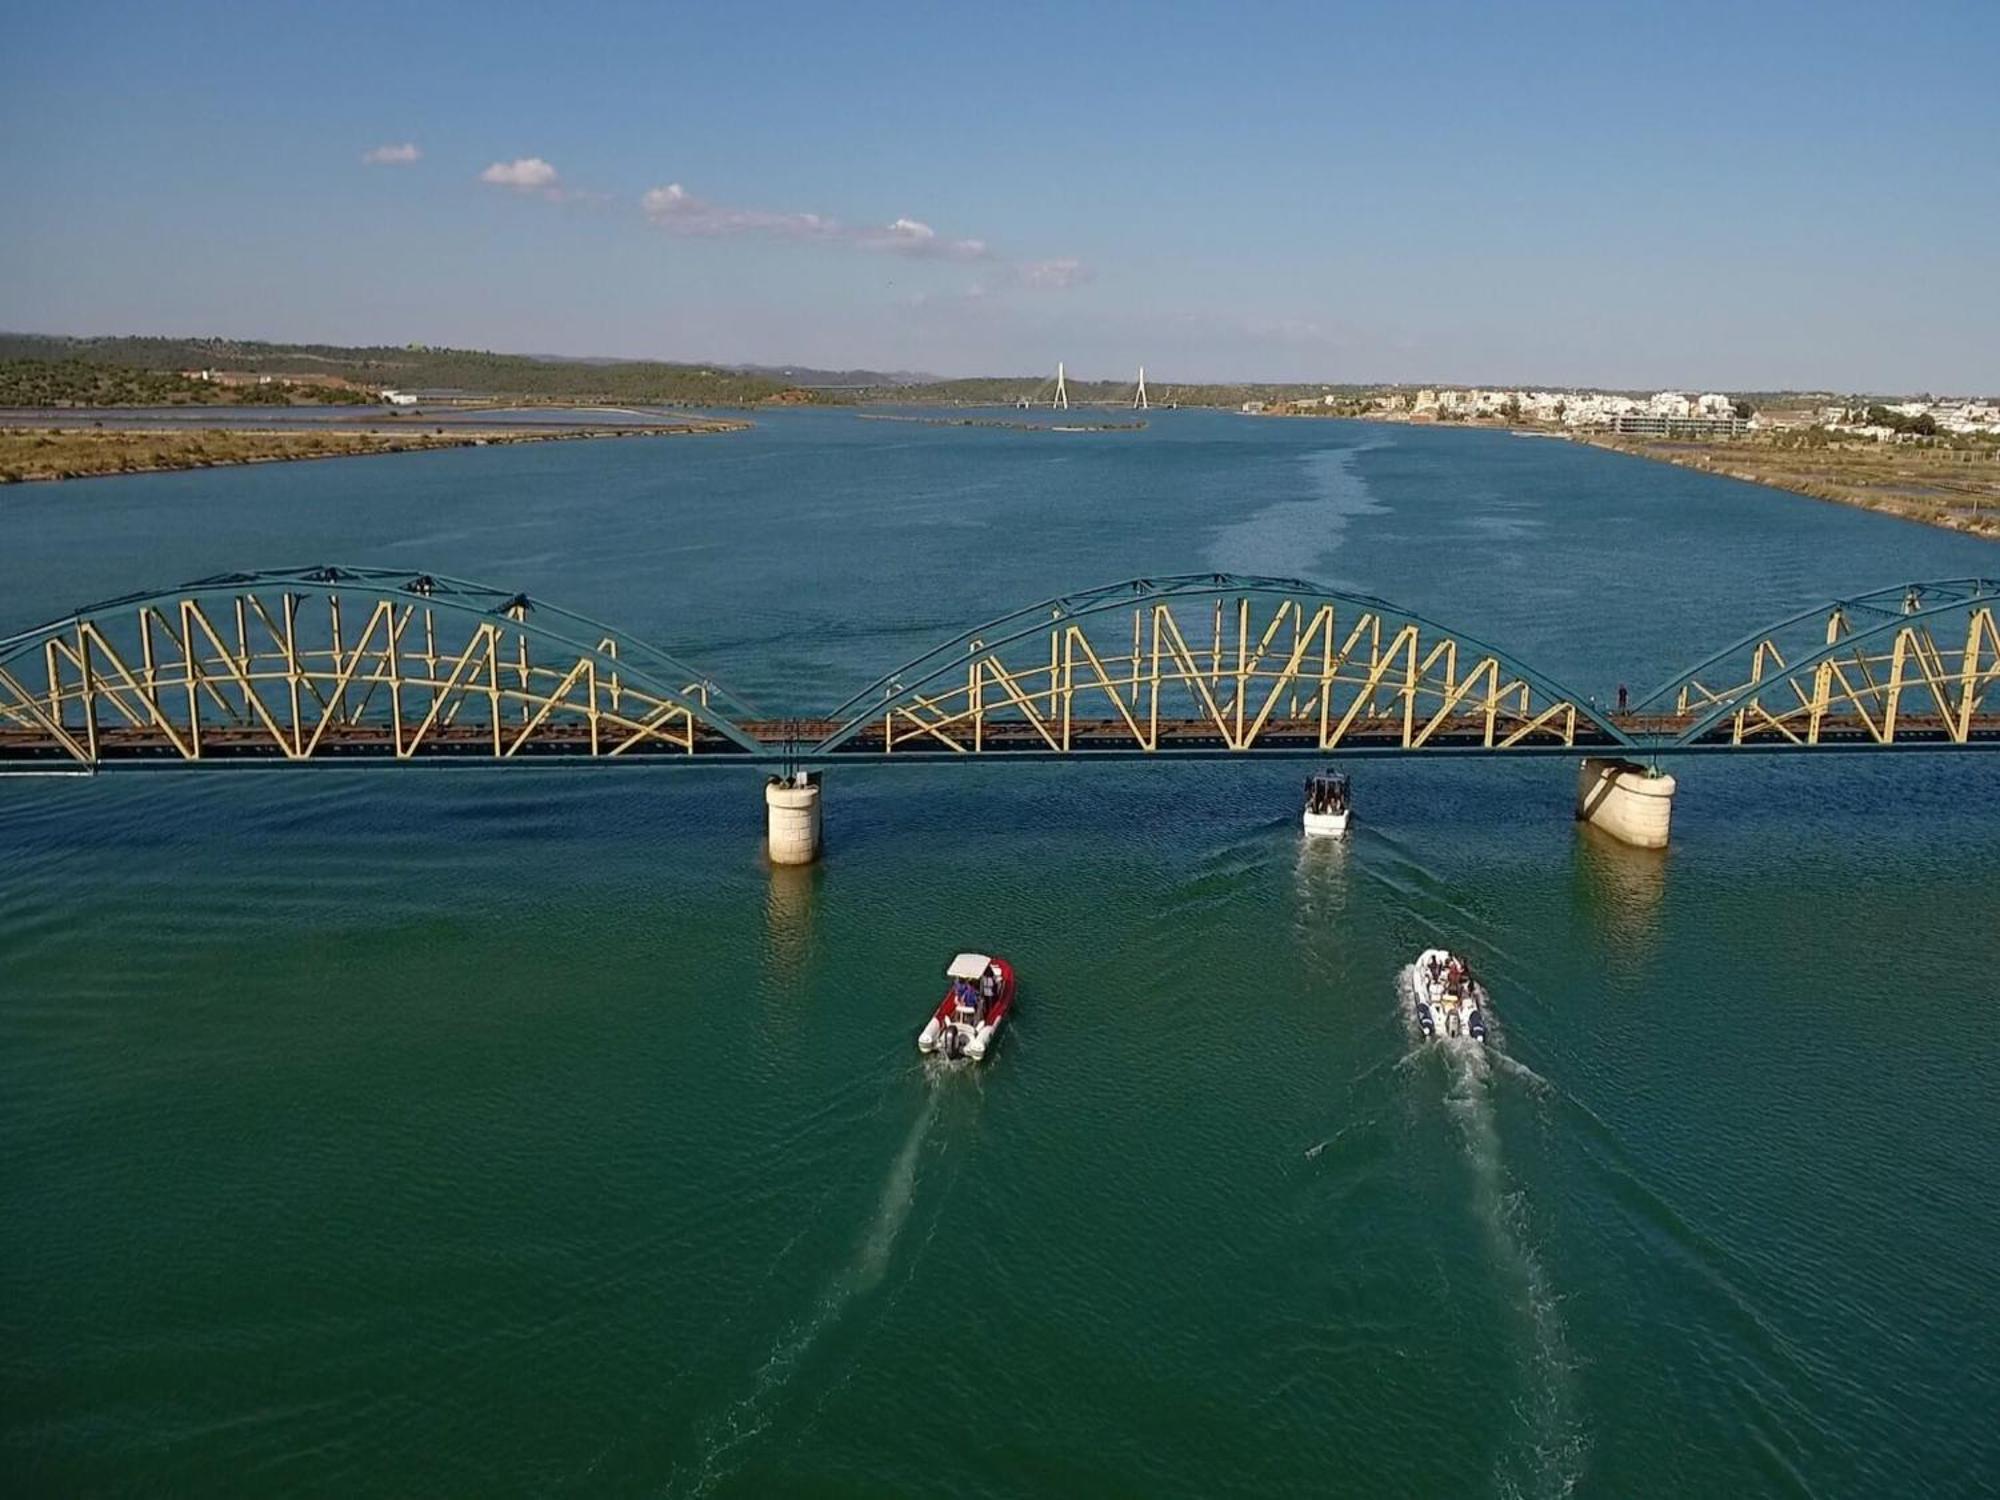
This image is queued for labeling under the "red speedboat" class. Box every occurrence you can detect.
[917,953,1016,1062]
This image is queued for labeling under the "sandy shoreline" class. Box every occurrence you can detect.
[1576,434,2000,541]
[1253,408,2000,541]
[0,418,750,484]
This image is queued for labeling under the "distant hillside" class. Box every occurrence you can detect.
[0,335,1405,412]
[0,358,372,408]
[0,335,811,406]
[16,334,1876,413]
[732,363,937,388]
[859,375,1377,408]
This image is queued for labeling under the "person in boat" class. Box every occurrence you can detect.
[977,966,998,1023]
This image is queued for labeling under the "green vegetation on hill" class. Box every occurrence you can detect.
[0,335,805,406]
[0,359,371,407]
[1862,403,1938,436]
[0,336,1400,412]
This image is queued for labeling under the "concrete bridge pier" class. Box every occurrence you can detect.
[766,771,824,864]
[1576,757,1675,849]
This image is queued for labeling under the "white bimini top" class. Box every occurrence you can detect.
[946,952,994,980]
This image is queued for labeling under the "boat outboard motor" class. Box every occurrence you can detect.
[1415,1000,1435,1038]
[1467,1006,1486,1041]
[1446,1008,1461,1039]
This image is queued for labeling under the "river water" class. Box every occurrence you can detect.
[3,412,1997,1496]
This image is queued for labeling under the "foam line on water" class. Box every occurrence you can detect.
[1401,967,1588,1497]
[672,1088,939,1496]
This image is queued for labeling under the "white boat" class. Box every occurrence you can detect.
[917,952,1017,1062]
[1411,947,1487,1043]
[1303,770,1352,836]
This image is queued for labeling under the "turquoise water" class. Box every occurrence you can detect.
[3,413,1998,1495]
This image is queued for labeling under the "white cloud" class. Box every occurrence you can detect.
[480,157,560,192]
[639,179,1087,290]
[362,142,421,166]
[1240,314,1337,347]
[643,184,992,262]
[859,217,989,261]
[1016,257,1090,289]
[641,183,837,240]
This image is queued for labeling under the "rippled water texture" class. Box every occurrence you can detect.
[3,412,1997,1496]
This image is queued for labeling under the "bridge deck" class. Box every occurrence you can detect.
[5,713,1996,767]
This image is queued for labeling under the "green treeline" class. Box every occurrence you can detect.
[0,359,372,407]
[0,336,800,406]
[0,335,1392,411]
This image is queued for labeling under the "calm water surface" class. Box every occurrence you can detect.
[3,412,1997,1496]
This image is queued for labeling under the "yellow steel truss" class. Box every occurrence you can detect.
[877,597,1579,753]
[0,590,719,766]
[1672,604,2000,745]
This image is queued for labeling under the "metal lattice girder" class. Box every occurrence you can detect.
[7,568,1999,770]
[1629,579,2000,748]
[0,566,763,767]
[810,574,1626,757]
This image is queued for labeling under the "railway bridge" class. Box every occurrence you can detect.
[2,568,1994,856]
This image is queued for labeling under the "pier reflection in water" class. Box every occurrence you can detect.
[762,859,823,991]
[1573,820,1669,967]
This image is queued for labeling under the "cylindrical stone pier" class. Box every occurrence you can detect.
[765,772,823,865]
[1575,757,1675,849]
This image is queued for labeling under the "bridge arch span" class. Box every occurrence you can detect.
[0,565,762,767]
[1631,577,2000,749]
[810,573,1631,758]
[5,569,1995,771]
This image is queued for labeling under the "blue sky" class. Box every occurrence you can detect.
[2,0,1995,390]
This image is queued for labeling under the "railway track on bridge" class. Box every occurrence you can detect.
[6,714,1998,769]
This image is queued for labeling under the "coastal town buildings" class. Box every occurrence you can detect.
[1397,386,1748,433]
[1815,399,2000,438]
[1358,387,1996,441]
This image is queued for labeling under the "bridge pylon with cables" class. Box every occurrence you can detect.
[1019,363,1152,410]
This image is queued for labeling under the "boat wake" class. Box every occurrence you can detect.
[672,1088,938,1496]
[1403,968,1587,1498]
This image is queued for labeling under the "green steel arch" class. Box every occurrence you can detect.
[1629,578,2000,750]
[0,565,764,766]
[5,567,1996,770]
[810,573,1631,758]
